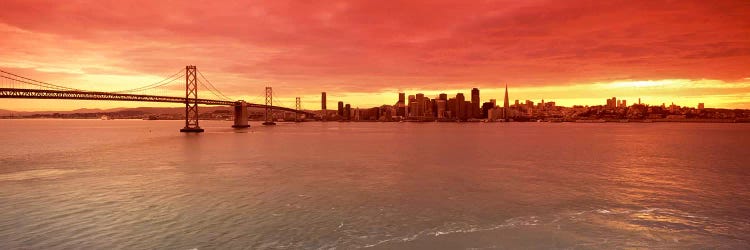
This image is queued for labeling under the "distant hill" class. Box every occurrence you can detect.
[0,107,126,116]
[0,106,237,116]
[120,106,234,115]
[0,105,306,117]
[0,109,17,116]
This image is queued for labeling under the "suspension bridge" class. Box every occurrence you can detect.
[0,65,318,132]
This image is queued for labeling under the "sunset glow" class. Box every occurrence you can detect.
[1,0,749,111]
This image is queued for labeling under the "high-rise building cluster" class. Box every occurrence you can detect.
[391,87,501,121]
[318,88,727,122]
[323,85,516,122]
[324,85,531,122]
[606,97,628,108]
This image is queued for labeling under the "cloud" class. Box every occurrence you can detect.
[0,0,749,110]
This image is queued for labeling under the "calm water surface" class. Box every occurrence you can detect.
[1,119,749,249]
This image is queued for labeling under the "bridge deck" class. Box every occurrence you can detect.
[0,88,316,116]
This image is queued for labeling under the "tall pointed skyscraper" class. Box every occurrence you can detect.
[503,84,509,121]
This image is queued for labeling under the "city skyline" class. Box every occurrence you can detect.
[325,85,749,123]
[1,0,749,111]
[2,2,749,249]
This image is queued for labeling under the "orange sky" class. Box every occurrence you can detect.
[1,0,749,111]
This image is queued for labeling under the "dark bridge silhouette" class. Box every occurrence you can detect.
[0,66,317,132]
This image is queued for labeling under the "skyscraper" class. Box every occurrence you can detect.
[606,97,618,108]
[415,93,425,117]
[503,84,509,121]
[408,95,416,117]
[397,92,406,117]
[436,99,446,118]
[337,101,344,118]
[321,92,327,110]
[447,98,456,119]
[321,92,327,121]
[471,88,480,118]
[481,102,494,118]
[456,93,466,120]
[344,104,351,121]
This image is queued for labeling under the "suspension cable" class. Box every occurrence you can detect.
[0,75,77,91]
[197,70,232,101]
[110,69,185,93]
[0,69,79,91]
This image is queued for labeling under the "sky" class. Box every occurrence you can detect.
[0,0,749,111]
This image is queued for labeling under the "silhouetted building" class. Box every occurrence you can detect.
[321,92,327,121]
[436,99,447,118]
[447,98,456,119]
[606,97,617,109]
[463,100,471,120]
[415,93,425,117]
[397,93,406,117]
[344,104,351,120]
[359,107,380,120]
[338,101,344,118]
[456,93,466,120]
[471,88,480,118]
[482,102,495,118]
[503,84,509,121]
[408,95,416,117]
[525,100,534,116]
[321,92,327,110]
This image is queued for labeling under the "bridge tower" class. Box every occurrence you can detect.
[180,65,204,132]
[295,97,301,122]
[232,100,250,128]
[262,86,276,125]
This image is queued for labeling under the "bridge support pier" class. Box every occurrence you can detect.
[232,101,250,128]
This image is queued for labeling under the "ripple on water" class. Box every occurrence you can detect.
[0,169,94,181]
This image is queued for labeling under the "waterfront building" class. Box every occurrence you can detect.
[338,101,344,118]
[397,93,406,117]
[321,92,327,121]
[409,97,417,118]
[606,97,618,109]
[415,93,425,117]
[463,100,471,120]
[481,102,495,118]
[423,96,432,118]
[503,84,510,121]
[456,93,466,120]
[436,99,447,118]
[471,88,480,118]
[447,98,457,119]
[344,104,351,120]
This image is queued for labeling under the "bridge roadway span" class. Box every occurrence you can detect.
[0,88,315,116]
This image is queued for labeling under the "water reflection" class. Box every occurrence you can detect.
[0,120,748,249]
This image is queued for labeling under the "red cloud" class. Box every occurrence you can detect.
[0,0,748,96]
